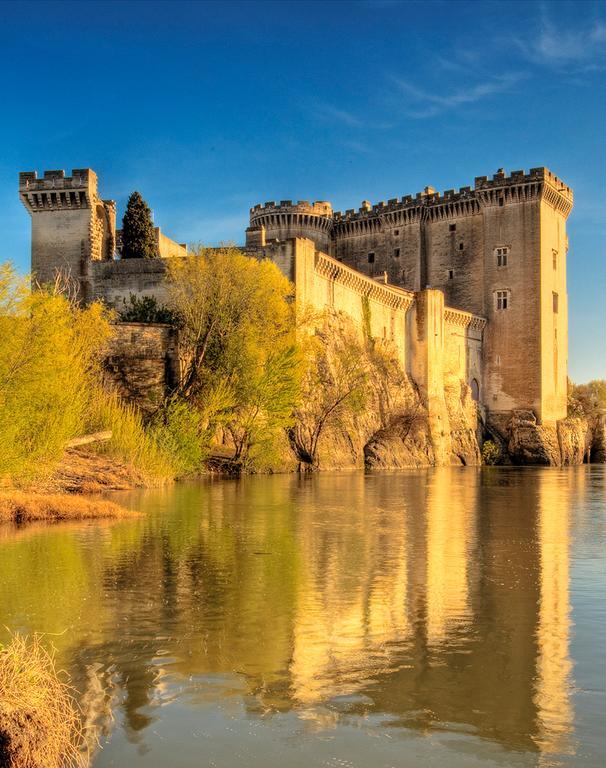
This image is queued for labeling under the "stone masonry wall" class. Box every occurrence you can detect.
[104,323,179,413]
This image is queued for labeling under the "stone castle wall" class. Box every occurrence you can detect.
[19,165,577,464]
[104,323,179,412]
[247,167,573,425]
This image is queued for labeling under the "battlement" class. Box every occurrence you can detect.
[473,167,573,198]
[19,168,105,214]
[329,168,572,222]
[250,200,333,217]
[19,168,98,192]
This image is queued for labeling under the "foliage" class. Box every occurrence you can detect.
[119,293,177,325]
[481,439,501,466]
[568,378,606,418]
[166,247,299,469]
[0,264,113,482]
[149,399,209,476]
[120,191,157,260]
[288,310,373,469]
[0,633,87,768]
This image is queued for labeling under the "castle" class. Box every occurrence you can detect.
[19,166,574,460]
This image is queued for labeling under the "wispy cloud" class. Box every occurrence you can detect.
[515,6,606,71]
[393,72,527,119]
[315,104,363,127]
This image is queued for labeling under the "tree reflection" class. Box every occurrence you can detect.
[0,468,576,759]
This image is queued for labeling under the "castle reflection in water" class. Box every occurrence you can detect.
[0,467,585,759]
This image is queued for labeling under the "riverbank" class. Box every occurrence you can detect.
[0,490,137,524]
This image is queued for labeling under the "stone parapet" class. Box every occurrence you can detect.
[314,251,414,311]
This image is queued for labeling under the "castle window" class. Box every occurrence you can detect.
[394,229,400,236]
[448,269,455,280]
[459,243,464,250]
[553,291,559,313]
[496,246,509,267]
[394,248,400,258]
[449,224,456,232]
[368,252,375,263]
[495,289,510,310]
[499,197,504,207]
[552,249,558,269]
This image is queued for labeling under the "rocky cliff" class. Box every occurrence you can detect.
[489,410,603,466]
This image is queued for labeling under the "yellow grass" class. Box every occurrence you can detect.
[0,633,88,767]
[0,491,136,524]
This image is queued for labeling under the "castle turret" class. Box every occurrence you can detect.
[19,168,116,301]
[248,200,333,253]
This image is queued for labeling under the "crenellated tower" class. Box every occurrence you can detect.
[19,168,116,301]
[247,200,334,253]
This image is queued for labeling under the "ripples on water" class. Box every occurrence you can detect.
[1,466,605,767]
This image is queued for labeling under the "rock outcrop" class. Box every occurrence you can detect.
[489,410,598,466]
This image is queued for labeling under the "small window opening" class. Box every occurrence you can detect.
[498,197,504,207]
[368,252,375,264]
[448,269,454,280]
[496,289,509,310]
[496,246,508,267]
[553,292,559,313]
[394,248,400,258]
[449,223,456,232]
[552,249,558,270]
[459,242,464,250]
[394,229,400,236]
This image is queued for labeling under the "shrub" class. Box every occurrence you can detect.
[119,293,177,325]
[0,634,87,768]
[482,439,501,466]
[0,265,112,483]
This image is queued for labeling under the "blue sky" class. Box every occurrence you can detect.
[1,0,605,381]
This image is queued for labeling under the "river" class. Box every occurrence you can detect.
[1,467,605,767]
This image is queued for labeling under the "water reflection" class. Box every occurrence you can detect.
[0,467,584,764]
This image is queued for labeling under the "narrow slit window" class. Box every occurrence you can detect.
[459,242,464,250]
[448,269,454,280]
[368,252,375,263]
[394,229,400,236]
[553,291,559,313]
[394,248,400,258]
[552,249,558,270]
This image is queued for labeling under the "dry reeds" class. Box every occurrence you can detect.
[0,634,88,768]
[0,491,135,524]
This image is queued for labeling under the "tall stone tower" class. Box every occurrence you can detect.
[247,200,333,253]
[19,169,116,301]
[473,169,572,425]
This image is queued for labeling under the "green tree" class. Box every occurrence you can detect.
[568,379,606,418]
[288,311,371,470]
[166,247,299,469]
[121,192,157,259]
[0,264,113,481]
[119,293,177,324]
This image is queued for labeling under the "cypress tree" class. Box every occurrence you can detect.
[121,191,157,259]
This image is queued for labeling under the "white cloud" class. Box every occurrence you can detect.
[393,72,527,119]
[516,6,606,70]
[315,104,363,127]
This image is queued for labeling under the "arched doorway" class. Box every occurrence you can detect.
[470,378,480,402]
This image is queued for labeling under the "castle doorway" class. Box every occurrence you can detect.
[471,378,480,402]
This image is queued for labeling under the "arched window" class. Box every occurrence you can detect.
[471,378,480,402]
